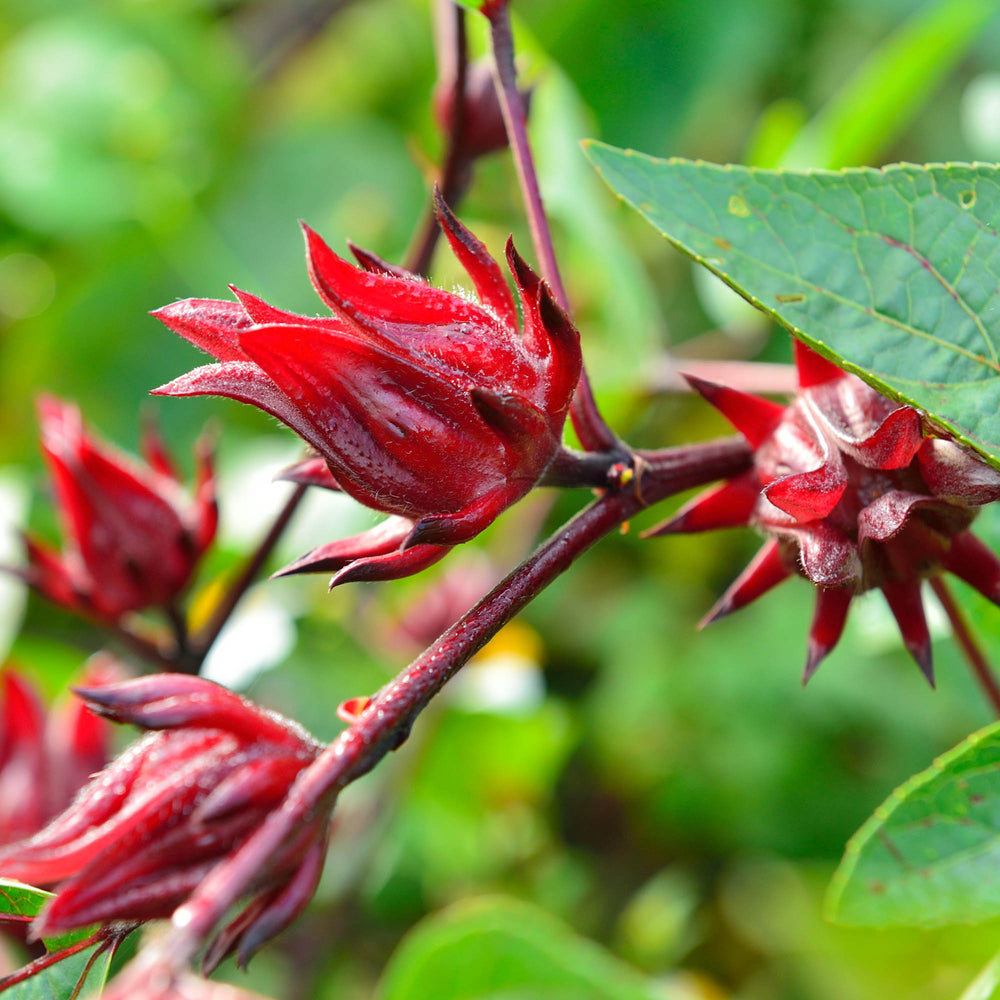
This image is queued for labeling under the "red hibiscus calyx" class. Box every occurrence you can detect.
[20,396,217,621]
[650,340,1000,684]
[153,194,582,587]
[0,675,329,970]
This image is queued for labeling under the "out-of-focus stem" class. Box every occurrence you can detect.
[406,1,470,276]
[109,622,178,673]
[163,436,752,963]
[110,484,306,675]
[191,483,308,662]
[484,0,618,454]
[930,576,1000,718]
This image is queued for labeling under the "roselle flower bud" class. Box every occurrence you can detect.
[0,675,328,969]
[153,195,581,584]
[433,58,530,161]
[0,662,111,845]
[22,397,217,621]
[651,342,1000,683]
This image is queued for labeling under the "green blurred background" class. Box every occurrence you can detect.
[5,0,1000,997]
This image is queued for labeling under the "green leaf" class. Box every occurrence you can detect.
[0,880,112,1000]
[827,722,1000,927]
[0,879,53,921]
[1,944,113,1000]
[376,896,663,1000]
[779,0,996,169]
[584,143,1000,469]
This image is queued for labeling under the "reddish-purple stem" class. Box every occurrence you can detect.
[406,1,470,276]
[930,576,1000,718]
[0,929,104,992]
[191,482,308,664]
[163,436,751,964]
[484,1,618,454]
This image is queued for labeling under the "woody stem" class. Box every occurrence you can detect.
[163,436,751,964]
[484,1,618,454]
[930,576,1000,718]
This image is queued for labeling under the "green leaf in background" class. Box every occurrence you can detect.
[778,0,996,169]
[584,144,1000,468]
[828,722,1000,927]
[0,879,50,922]
[1,945,113,1000]
[376,896,664,1000]
[0,879,113,1000]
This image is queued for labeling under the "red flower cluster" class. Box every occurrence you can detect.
[23,397,217,621]
[0,675,328,971]
[153,196,581,586]
[654,342,1000,682]
[0,665,110,846]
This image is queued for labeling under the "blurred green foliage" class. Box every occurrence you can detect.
[4,0,1000,998]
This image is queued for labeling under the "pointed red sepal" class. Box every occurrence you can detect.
[301,222,493,335]
[270,517,450,587]
[229,286,317,328]
[683,374,785,449]
[881,579,934,685]
[802,587,852,684]
[794,339,843,388]
[234,838,328,968]
[504,238,541,304]
[644,471,760,536]
[327,544,449,589]
[139,416,178,481]
[74,675,317,750]
[272,517,412,577]
[337,697,372,725]
[942,531,1000,606]
[434,189,518,331]
[534,281,583,417]
[699,539,793,627]
[405,482,528,548]
[150,299,253,363]
[275,456,342,491]
[347,241,416,279]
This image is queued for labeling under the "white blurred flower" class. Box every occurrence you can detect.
[201,584,297,690]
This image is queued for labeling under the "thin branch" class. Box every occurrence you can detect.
[930,576,1000,718]
[162,436,752,964]
[406,2,471,276]
[191,483,308,663]
[0,930,103,991]
[484,1,618,453]
[108,620,179,673]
